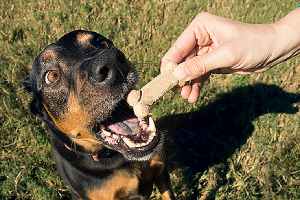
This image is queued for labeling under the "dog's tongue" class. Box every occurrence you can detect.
[107,118,141,136]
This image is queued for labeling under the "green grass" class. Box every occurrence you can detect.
[0,0,299,199]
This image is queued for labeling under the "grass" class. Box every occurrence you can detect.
[0,0,299,199]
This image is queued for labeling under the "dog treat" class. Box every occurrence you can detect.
[127,62,185,118]
[127,89,141,107]
[132,103,150,119]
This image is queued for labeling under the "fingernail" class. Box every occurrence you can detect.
[173,64,188,81]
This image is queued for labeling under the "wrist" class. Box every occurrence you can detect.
[271,9,300,64]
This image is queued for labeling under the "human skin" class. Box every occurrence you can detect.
[161,9,300,103]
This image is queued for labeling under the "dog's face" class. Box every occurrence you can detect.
[25,30,160,161]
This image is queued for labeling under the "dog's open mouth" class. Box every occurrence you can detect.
[94,101,159,156]
[100,116,157,149]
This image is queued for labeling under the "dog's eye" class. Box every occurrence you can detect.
[91,38,110,49]
[45,70,60,85]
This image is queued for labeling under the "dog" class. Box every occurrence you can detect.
[24,30,175,200]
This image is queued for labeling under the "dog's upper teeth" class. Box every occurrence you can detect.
[112,134,119,140]
[101,129,112,137]
[148,117,156,133]
[122,131,156,148]
[139,120,148,130]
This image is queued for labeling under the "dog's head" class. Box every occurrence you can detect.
[24,30,161,161]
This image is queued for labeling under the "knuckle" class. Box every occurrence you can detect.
[187,58,207,76]
[160,57,168,66]
[161,54,171,64]
[160,57,170,69]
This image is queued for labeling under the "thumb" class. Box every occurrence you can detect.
[173,45,236,81]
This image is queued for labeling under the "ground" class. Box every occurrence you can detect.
[0,0,299,200]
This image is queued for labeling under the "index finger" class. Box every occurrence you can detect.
[162,24,197,65]
[161,15,211,66]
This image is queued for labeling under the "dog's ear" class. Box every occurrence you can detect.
[23,74,45,118]
[23,75,32,92]
[30,97,42,116]
[29,93,51,122]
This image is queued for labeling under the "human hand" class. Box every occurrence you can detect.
[161,11,300,103]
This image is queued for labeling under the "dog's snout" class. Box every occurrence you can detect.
[81,59,116,85]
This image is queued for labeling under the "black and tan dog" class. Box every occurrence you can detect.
[24,30,175,200]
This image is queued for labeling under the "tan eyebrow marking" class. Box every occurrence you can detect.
[40,49,57,62]
[76,33,93,45]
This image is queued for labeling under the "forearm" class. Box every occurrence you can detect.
[271,8,300,66]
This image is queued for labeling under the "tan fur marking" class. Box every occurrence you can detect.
[148,154,174,199]
[149,154,165,175]
[139,154,165,182]
[162,191,173,200]
[44,92,102,152]
[87,170,139,200]
[40,49,57,62]
[76,33,93,45]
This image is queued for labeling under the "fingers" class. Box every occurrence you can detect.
[161,28,196,65]
[181,85,192,99]
[159,12,244,103]
[174,44,237,81]
[188,81,200,103]
[181,73,211,103]
[161,14,212,70]
[180,78,201,103]
[180,48,198,101]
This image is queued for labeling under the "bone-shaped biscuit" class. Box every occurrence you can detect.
[127,62,185,119]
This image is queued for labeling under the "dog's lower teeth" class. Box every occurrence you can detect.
[101,129,111,137]
[148,117,156,133]
[122,129,156,148]
[123,137,137,148]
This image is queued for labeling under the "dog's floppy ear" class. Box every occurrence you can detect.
[23,74,32,92]
[30,96,42,116]
[23,73,45,118]
[28,93,50,121]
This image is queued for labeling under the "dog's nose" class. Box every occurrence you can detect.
[87,61,116,85]
[90,64,110,82]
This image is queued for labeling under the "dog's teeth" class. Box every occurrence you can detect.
[142,124,148,130]
[148,117,156,133]
[101,129,112,137]
[121,117,156,148]
[134,143,142,147]
[122,134,155,148]
[123,137,136,148]
[112,134,119,140]
[149,131,155,139]
[123,137,140,148]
